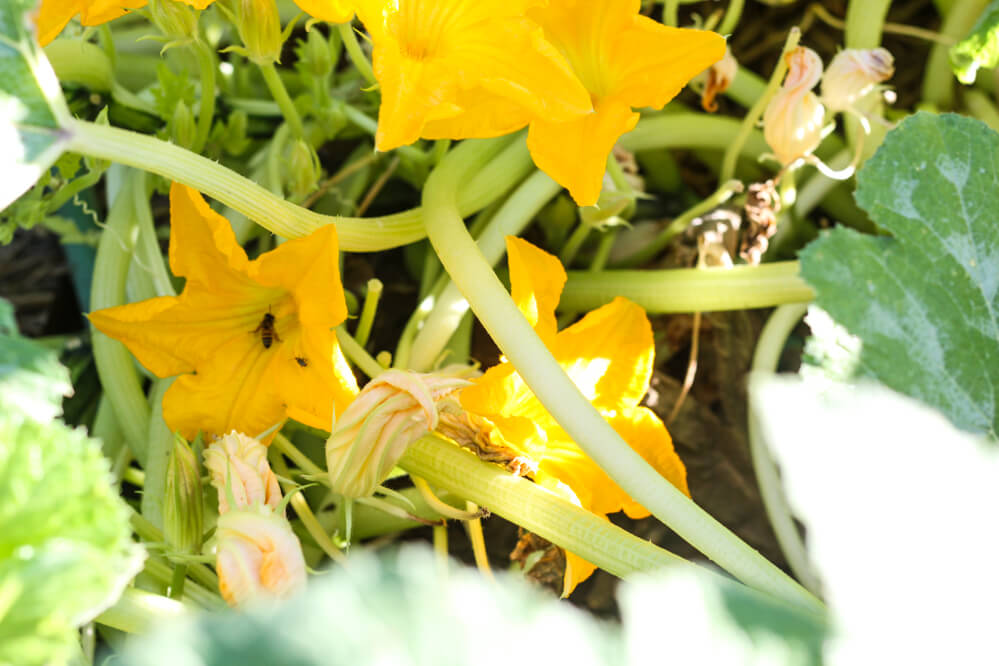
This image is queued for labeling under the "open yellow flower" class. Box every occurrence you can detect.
[524,0,726,205]
[89,183,357,442]
[351,0,591,151]
[35,0,354,46]
[459,237,688,596]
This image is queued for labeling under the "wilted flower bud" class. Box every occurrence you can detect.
[170,99,196,149]
[286,139,321,199]
[763,47,826,167]
[235,0,282,65]
[148,0,198,42]
[326,370,470,499]
[163,433,204,554]
[204,431,281,514]
[821,48,894,113]
[216,507,306,607]
[701,47,738,112]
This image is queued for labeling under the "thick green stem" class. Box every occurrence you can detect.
[336,326,384,379]
[421,141,822,614]
[65,120,528,251]
[560,261,813,313]
[95,588,186,634]
[354,278,383,348]
[408,171,561,371]
[192,40,217,152]
[619,113,767,155]
[132,173,176,298]
[748,303,821,594]
[844,0,892,48]
[259,62,305,140]
[720,28,801,182]
[90,169,150,464]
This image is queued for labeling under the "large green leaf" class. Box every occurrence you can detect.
[800,112,999,439]
[0,0,71,212]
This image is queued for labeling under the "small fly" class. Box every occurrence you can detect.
[252,311,281,349]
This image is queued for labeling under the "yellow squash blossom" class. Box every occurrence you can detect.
[459,237,689,596]
[216,506,307,606]
[89,183,357,442]
[351,0,592,151]
[524,0,726,205]
[35,0,354,46]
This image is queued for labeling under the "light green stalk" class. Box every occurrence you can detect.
[421,139,822,614]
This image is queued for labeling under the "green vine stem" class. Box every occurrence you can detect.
[192,39,217,152]
[132,172,177,298]
[922,0,989,109]
[95,588,186,634]
[720,28,800,183]
[619,113,767,155]
[718,0,746,36]
[748,303,822,594]
[65,120,529,251]
[408,170,561,372]
[90,168,150,464]
[354,278,383,348]
[337,21,377,87]
[421,140,823,614]
[141,377,175,530]
[259,62,306,140]
[559,261,813,313]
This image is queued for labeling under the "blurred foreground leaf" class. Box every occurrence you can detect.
[801,113,999,439]
[0,0,72,212]
[0,298,144,666]
[121,545,826,666]
[0,297,72,422]
[751,376,999,663]
[950,0,999,84]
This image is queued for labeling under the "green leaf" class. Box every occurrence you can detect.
[950,0,999,84]
[0,0,72,212]
[0,412,145,666]
[0,297,72,423]
[121,546,621,666]
[800,112,999,439]
[750,376,998,662]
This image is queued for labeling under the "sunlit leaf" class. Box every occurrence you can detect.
[751,376,999,663]
[0,0,72,212]
[800,112,999,439]
[0,297,72,423]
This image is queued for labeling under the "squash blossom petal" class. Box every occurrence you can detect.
[351,0,592,151]
[821,47,894,113]
[763,46,826,167]
[204,431,283,513]
[523,0,726,206]
[35,0,352,46]
[326,370,469,498]
[216,506,307,607]
[459,237,688,596]
[88,183,358,442]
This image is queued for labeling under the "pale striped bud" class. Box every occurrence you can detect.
[215,507,306,607]
[204,431,281,514]
[326,370,469,498]
[763,47,826,166]
[821,48,894,112]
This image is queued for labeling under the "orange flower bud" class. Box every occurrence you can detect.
[821,48,894,113]
[326,371,469,499]
[763,47,826,167]
[215,507,306,607]
[204,431,281,514]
